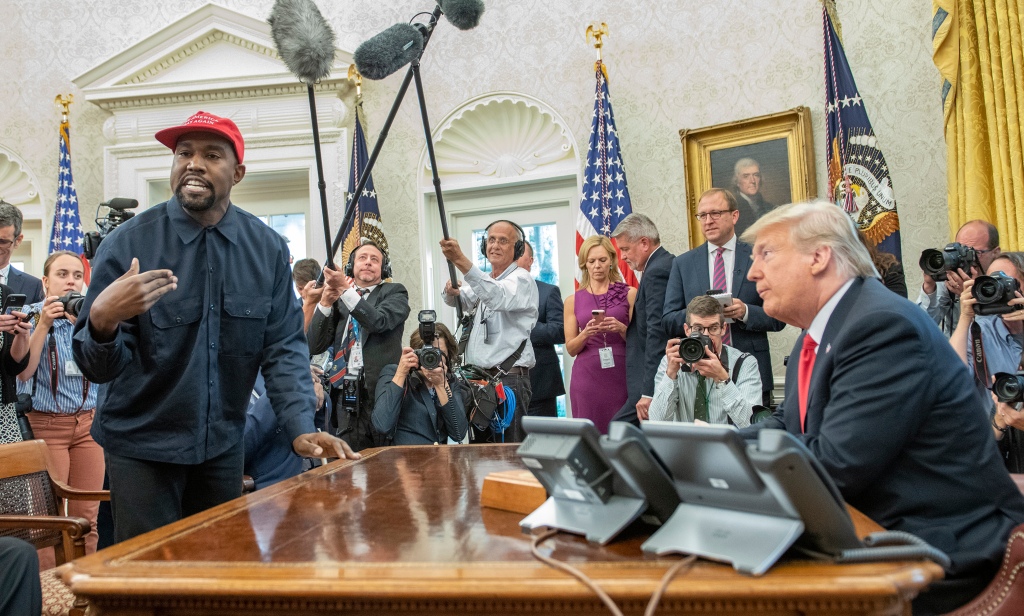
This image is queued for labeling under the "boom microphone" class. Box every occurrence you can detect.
[438,0,485,30]
[353,23,425,81]
[268,0,336,84]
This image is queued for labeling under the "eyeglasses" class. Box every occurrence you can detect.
[486,236,511,246]
[0,238,15,248]
[695,210,732,222]
[689,323,723,335]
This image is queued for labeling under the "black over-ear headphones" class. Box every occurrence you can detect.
[479,220,526,261]
[345,240,393,280]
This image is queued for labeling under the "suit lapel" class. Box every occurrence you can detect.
[785,333,805,434]
[804,278,865,433]
[732,242,751,296]
[697,243,712,291]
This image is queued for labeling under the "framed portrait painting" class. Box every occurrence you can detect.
[680,107,817,249]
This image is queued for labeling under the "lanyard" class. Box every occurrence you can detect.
[47,332,89,413]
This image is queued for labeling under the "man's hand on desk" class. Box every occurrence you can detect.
[293,432,361,461]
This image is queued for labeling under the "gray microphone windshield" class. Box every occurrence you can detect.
[354,23,425,80]
[438,0,485,30]
[269,0,337,84]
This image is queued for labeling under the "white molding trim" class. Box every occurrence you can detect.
[423,91,578,186]
[0,146,45,218]
[73,3,354,111]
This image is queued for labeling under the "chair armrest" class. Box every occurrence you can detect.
[0,514,91,539]
[52,479,111,502]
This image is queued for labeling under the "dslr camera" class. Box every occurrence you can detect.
[83,198,139,260]
[993,371,1024,405]
[919,242,979,281]
[415,310,443,370]
[972,271,1022,316]
[678,332,714,363]
[57,291,86,319]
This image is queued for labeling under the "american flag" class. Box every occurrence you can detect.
[823,0,902,260]
[340,103,388,268]
[576,60,638,288]
[49,120,89,279]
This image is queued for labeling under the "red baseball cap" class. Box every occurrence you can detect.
[155,111,245,163]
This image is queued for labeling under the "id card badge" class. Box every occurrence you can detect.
[599,346,615,369]
[65,359,83,377]
[349,342,365,372]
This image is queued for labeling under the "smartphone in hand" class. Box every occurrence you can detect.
[591,309,606,323]
[2,294,27,316]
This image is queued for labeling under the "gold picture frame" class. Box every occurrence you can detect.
[680,107,817,249]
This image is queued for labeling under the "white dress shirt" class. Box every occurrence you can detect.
[648,344,762,426]
[806,278,856,353]
[706,235,737,294]
[443,263,538,369]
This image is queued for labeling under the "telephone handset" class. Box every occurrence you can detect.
[748,429,950,567]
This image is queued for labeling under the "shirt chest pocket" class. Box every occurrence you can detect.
[149,299,203,366]
[221,294,272,357]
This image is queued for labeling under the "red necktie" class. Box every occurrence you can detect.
[713,246,731,345]
[797,334,818,432]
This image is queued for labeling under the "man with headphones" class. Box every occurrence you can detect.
[308,240,410,450]
[440,220,538,442]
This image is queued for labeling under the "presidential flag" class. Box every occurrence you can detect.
[49,119,89,280]
[340,102,388,268]
[823,0,902,260]
[576,59,638,288]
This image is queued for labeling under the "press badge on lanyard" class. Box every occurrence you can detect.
[599,346,615,369]
[65,360,83,377]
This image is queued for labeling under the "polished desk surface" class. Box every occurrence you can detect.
[64,444,942,615]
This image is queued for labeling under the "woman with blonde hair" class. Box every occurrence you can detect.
[563,235,636,433]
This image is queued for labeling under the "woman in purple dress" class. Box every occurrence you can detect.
[564,235,636,433]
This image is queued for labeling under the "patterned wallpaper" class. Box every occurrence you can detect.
[1,0,949,375]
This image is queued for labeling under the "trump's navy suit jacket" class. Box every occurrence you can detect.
[749,277,1024,599]
[662,241,785,394]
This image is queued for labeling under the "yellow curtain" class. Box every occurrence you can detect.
[933,0,1024,247]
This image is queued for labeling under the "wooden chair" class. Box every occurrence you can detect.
[0,439,109,616]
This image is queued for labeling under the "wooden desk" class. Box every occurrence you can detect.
[64,445,942,615]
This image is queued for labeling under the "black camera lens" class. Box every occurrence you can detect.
[923,250,947,273]
[993,372,1024,404]
[59,291,86,318]
[678,333,712,363]
[415,347,443,370]
[972,272,1021,315]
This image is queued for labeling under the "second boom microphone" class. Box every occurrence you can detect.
[353,23,426,81]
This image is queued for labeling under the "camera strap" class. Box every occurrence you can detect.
[47,332,89,413]
[970,321,991,388]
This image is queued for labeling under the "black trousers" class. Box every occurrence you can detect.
[526,397,558,418]
[0,537,41,616]
[105,446,244,543]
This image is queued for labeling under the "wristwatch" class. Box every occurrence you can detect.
[992,413,1010,433]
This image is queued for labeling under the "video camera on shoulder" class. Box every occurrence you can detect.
[83,198,139,260]
[415,310,443,370]
[972,271,1022,316]
[919,242,979,281]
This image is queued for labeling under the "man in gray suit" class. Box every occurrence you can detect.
[609,213,675,425]
[517,241,565,417]
[307,241,410,450]
[0,201,43,303]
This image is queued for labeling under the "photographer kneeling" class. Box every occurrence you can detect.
[372,314,468,445]
[649,295,762,426]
